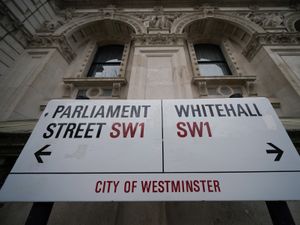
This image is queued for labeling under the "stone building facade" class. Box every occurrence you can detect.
[0,0,300,224]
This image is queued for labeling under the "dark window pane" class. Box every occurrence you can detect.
[88,45,124,77]
[194,44,231,76]
[195,44,225,62]
[198,63,231,76]
[93,45,124,63]
[89,64,120,77]
[295,20,300,32]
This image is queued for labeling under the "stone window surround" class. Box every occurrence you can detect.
[63,39,132,98]
[187,39,257,97]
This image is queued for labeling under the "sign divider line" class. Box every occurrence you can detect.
[161,100,165,173]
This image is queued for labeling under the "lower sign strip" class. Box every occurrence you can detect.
[1,172,300,201]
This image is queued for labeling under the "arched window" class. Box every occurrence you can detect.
[194,44,231,76]
[294,20,300,32]
[88,45,124,77]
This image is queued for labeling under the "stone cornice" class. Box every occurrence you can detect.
[242,32,300,60]
[55,0,297,9]
[27,35,76,64]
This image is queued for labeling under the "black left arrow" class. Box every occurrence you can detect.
[34,144,51,163]
[266,142,284,161]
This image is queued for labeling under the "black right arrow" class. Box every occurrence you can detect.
[34,144,51,163]
[266,142,284,161]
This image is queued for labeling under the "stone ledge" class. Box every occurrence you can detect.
[63,77,127,87]
[192,75,256,85]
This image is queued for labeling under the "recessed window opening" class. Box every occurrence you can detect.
[194,44,231,76]
[295,20,300,32]
[88,45,124,77]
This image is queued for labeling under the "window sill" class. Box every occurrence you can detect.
[63,77,127,87]
[192,75,256,86]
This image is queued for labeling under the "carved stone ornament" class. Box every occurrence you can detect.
[133,33,185,46]
[193,5,218,16]
[134,13,181,31]
[39,19,64,32]
[64,8,75,21]
[243,12,284,28]
[242,32,300,60]
[28,35,76,63]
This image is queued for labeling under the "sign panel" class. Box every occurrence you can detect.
[0,98,299,201]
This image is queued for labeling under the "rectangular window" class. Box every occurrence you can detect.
[88,45,124,78]
[194,44,231,76]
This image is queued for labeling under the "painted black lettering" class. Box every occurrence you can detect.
[253,103,262,116]
[174,105,189,117]
[201,105,207,117]
[205,104,215,117]
[60,106,71,118]
[74,123,85,138]
[90,105,97,118]
[52,105,64,118]
[63,123,76,138]
[142,105,151,118]
[237,104,249,116]
[106,105,121,118]
[72,105,84,118]
[96,123,106,138]
[55,123,68,138]
[215,104,226,117]
[82,105,89,118]
[191,104,201,117]
[121,105,130,118]
[130,106,141,118]
[94,106,104,117]
[43,123,56,138]
[245,104,257,116]
[224,104,236,117]
[84,123,95,138]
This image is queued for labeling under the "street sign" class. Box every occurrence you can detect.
[0,98,299,201]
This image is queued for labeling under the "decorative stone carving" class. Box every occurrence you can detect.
[242,32,300,60]
[133,33,185,46]
[193,5,218,16]
[28,35,76,63]
[63,83,74,98]
[37,8,77,33]
[244,12,284,27]
[217,85,234,96]
[39,19,64,32]
[246,81,257,96]
[171,12,264,34]
[135,13,181,32]
[197,81,208,96]
[112,83,121,97]
[64,8,75,21]
[149,15,172,29]
[193,76,257,97]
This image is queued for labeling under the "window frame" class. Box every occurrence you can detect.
[63,40,131,99]
[194,43,232,76]
[87,44,125,78]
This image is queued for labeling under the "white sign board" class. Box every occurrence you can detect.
[0,98,299,201]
